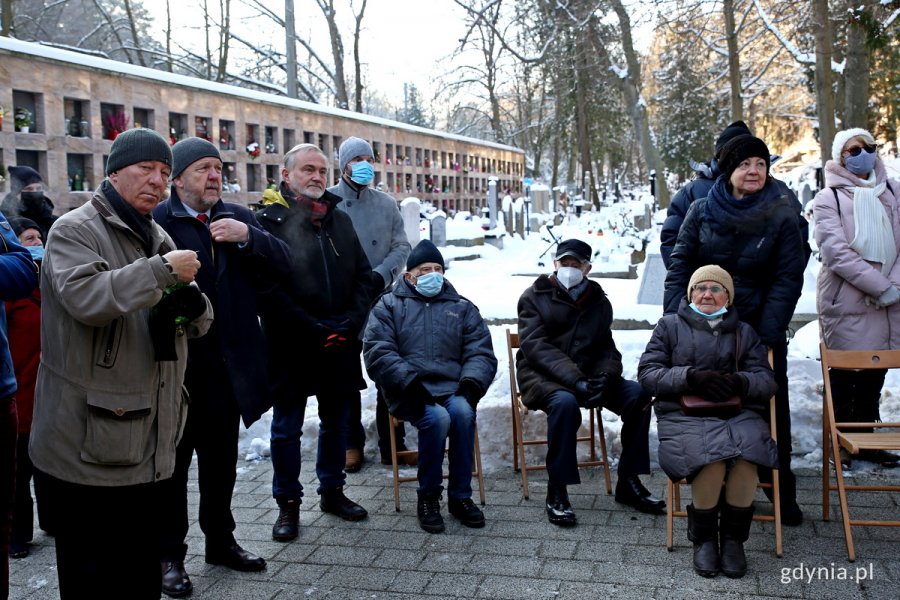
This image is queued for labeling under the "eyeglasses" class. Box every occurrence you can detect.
[844,144,876,157]
[693,285,724,295]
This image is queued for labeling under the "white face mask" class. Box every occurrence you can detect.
[556,266,584,289]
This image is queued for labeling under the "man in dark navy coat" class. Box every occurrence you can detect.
[153,138,291,598]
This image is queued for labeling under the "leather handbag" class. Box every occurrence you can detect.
[680,329,742,418]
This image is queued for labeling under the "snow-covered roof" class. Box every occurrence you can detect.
[0,37,525,155]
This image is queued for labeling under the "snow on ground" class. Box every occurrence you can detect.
[239,209,900,481]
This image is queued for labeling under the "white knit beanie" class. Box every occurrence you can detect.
[832,128,876,163]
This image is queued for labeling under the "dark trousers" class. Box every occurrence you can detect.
[347,386,407,458]
[828,367,886,426]
[271,387,350,501]
[542,379,652,486]
[1,397,16,600]
[159,373,240,561]
[11,433,33,546]
[33,469,162,600]
[759,342,798,505]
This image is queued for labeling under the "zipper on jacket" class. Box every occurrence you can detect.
[101,318,120,367]
[317,233,333,298]
[831,280,845,306]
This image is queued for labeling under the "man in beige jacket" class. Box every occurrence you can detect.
[29,128,212,599]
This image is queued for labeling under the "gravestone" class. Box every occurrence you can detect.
[431,212,447,247]
[637,252,666,305]
[400,197,421,247]
[488,179,498,229]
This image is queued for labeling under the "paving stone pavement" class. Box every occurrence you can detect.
[8,455,900,600]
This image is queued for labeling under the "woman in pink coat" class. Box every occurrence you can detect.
[813,127,900,468]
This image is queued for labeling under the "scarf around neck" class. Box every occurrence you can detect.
[704,176,775,233]
[848,170,893,275]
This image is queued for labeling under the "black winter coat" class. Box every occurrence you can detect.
[1,192,58,240]
[363,278,497,417]
[516,275,623,410]
[257,190,373,399]
[638,299,779,480]
[659,161,718,268]
[153,191,292,426]
[663,177,806,348]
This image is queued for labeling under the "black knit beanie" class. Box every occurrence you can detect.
[171,137,221,179]
[106,128,173,175]
[8,166,43,189]
[714,120,752,157]
[407,239,445,270]
[717,134,770,182]
[8,217,40,238]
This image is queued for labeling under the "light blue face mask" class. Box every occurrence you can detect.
[27,245,44,262]
[844,149,876,176]
[689,302,728,320]
[350,161,375,185]
[415,272,444,297]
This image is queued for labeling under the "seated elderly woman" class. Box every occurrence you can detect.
[638,265,778,579]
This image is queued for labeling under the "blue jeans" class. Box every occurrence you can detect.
[405,395,475,500]
[270,389,349,501]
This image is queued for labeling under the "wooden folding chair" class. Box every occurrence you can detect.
[820,342,900,562]
[388,414,485,512]
[505,328,612,499]
[666,350,783,557]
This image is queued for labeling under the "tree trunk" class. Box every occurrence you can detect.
[122,0,147,67]
[202,0,212,80]
[2,0,13,36]
[352,0,367,112]
[609,0,669,207]
[812,0,836,163]
[216,0,231,83]
[284,0,298,98]
[165,0,173,72]
[843,0,872,128]
[574,35,595,208]
[319,0,349,109]
[722,0,743,121]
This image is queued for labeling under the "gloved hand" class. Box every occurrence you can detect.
[876,286,900,308]
[158,283,206,324]
[723,373,747,397]
[322,332,349,350]
[686,369,734,402]
[582,374,609,409]
[456,378,483,410]
[372,272,385,293]
[574,379,591,397]
[405,378,435,406]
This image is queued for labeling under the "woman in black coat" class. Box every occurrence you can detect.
[663,134,805,526]
[641,265,777,579]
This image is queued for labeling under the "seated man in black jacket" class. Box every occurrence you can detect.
[516,239,664,525]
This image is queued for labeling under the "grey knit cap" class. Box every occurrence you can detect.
[172,137,221,179]
[105,128,173,175]
[338,136,373,172]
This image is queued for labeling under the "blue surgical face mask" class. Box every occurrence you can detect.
[689,302,728,320]
[350,161,375,185]
[27,245,44,262]
[414,272,444,297]
[845,149,876,176]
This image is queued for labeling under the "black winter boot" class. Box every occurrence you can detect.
[720,503,754,579]
[272,499,300,541]
[686,504,719,578]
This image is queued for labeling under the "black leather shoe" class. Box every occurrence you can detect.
[161,560,193,598]
[205,543,267,572]
[448,497,485,528]
[546,484,577,526]
[615,476,666,515]
[272,498,300,541]
[320,488,368,521]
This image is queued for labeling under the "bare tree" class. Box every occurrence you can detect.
[2,0,13,36]
[351,0,367,112]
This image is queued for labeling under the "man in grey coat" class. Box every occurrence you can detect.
[328,136,411,471]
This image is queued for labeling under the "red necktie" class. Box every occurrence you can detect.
[197,214,209,224]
